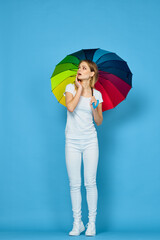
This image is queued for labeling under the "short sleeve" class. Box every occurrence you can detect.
[63,83,75,96]
[98,91,103,104]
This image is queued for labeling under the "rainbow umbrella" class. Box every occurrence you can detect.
[50,48,133,112]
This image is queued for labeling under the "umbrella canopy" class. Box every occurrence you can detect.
[50,48,133,112]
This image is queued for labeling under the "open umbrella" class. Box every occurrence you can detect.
[50,48,133,112]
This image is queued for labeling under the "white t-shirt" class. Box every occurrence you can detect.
[63,83,103,139]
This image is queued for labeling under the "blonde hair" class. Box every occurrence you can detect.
[74,60,99,92]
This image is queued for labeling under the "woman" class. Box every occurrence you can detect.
[63,60,103,236]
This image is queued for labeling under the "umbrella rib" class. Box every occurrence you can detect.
[51,70,77,92]
[98,61,131,74]
[96,80,115,108]
[99,74,128,97]
[51,64,78,79]
[55,79,76,102]
[95,52,123,64]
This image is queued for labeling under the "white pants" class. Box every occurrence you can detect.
[65,136,99,223]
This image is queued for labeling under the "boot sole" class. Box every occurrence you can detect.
[85,230,96,236]
[69,226,85,236]
[85,233,96,236]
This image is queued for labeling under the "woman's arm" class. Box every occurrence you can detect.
[65,87,82,112]
[90,97,103,125]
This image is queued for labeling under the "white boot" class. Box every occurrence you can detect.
[85,222,96,236]
[69,220,85,236]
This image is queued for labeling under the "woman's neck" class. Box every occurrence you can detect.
[80,79,91,91]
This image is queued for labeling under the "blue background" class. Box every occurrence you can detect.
[0,0,160,238]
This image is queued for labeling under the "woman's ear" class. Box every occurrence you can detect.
[91,71,95,77]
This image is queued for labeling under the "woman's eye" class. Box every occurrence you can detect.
[78,67,86,69]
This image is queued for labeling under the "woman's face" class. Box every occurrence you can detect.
[77,62,94,80]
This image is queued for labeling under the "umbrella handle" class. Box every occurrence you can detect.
[92,100,99,109]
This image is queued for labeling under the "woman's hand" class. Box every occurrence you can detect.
[90,97,103,125]
[90,96,97,111]
[75,74,82,91]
